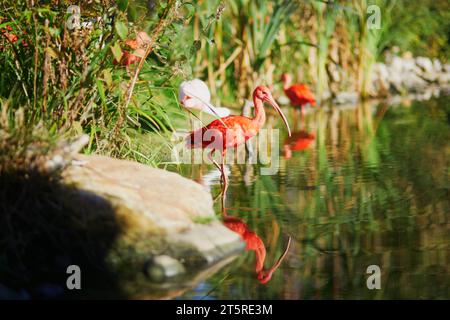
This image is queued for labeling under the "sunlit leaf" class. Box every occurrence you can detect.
[115,21,128,40]
[111,41,123,62]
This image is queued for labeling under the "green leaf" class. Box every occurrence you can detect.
[96,79,106,108]
[115,21,128,40]
[117,0,129,12]
[103,69,113,88]
[111,42,123,62]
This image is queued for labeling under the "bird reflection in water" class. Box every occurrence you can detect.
[221,208,292,284]
[283,130,315,159]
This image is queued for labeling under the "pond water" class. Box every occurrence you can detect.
[175,95,449,299]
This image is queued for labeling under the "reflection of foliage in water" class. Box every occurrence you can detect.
[178,95,450,299]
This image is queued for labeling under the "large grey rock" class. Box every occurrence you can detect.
[438,73,450,84]
[403,73,428,91]
[433,59,442,73]
[387,56,406,92]
[444,64,450,73]
[415,56,434,74]
[333,91,359,105]
[372,63,390,94]
[370,52,450,97]
[416,57,439,82]
[60,154,244,298]
[394,57,427,90]
[146,255,186,282]
[64,154,215,235]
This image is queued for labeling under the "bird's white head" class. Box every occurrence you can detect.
[178,79,230,119]
[178,79,211,109]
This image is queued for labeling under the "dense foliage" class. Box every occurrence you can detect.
[0,0,448,165]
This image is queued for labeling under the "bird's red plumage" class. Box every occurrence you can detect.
[223,217,266,273]
[187,115,259,151]
[285,131,315,151]
[284,84,316,107]
[223,215,290,284]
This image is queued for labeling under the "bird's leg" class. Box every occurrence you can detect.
[189,112,194,132]
[208,149,223,189]
[300,106,305,130]
[221,151,228,195]
[208,149,228,205]
[208,149,221,170]
[221,185,227,214]
[220,151,229,210]
[293,108,299,131]
[245,139,254,161]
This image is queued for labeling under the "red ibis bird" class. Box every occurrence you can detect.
[281,73,316,115]
[178,79,230,118]
[223,215,291,284]
[187,85,291,190]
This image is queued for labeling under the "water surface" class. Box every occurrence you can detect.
[175,96,450,300]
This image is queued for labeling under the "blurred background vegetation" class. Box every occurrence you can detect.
[0,0,449,167]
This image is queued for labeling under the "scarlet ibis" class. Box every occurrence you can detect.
[283,130,315,159]
[178,79,230,117]
[187,85,291,189]
[223,215,291,284]
[281,73,316,113]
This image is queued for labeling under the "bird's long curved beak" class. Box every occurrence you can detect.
[182,93,228,127]
[204,102,228,127]
[267,96,291,137]
[268,236,291,273]
[204,102,223,118]
[258,236,292,284]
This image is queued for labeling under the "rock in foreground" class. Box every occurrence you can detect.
[0,154,243,299]
[64,154,216,235]
[60,154,244,298]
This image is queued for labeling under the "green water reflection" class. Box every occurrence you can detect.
[177,96,449,300]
